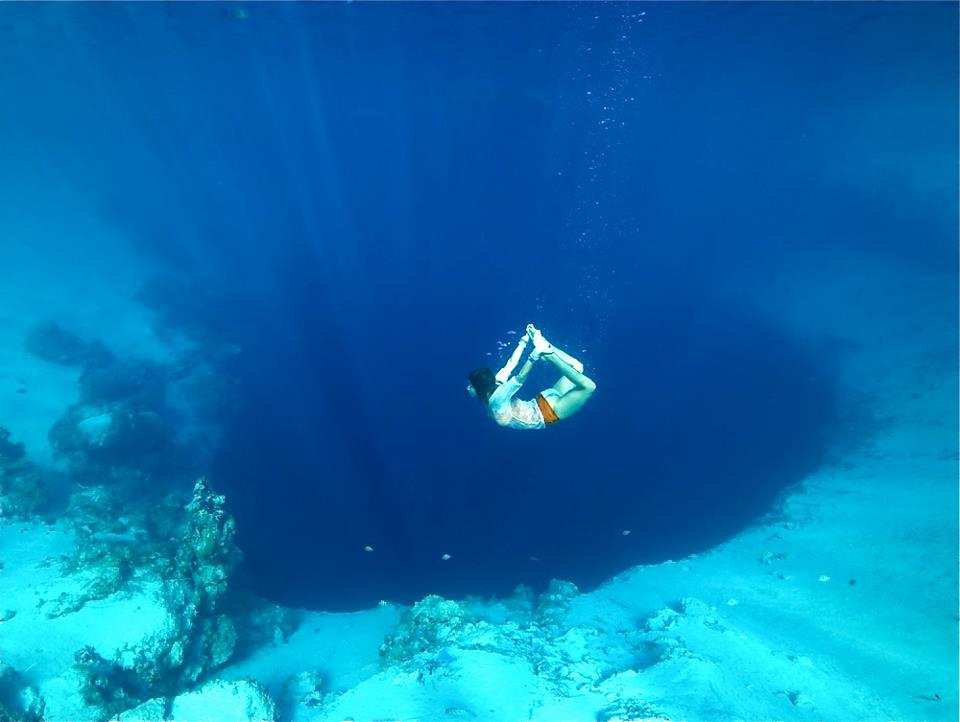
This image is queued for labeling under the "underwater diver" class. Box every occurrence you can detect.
[467,324,596,429]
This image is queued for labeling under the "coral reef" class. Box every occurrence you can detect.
[29,322,228,489]
[46,347,232,489]
[317,581,668,720]
[281,671,324,714]
[66,479,244,718]
[595,692,668,722]
[42,552,131,619]
[113,479,240,688]
[0,427,46,519]
[377,580,648,698]
[135,274,241,432]
[78,357,167,407]
[535,578,580,629]
[176,477,240,606]
[41,486,179,618]
[136,274,224,346]
[0,664,45,722]
[48,400,180,486]
[232,600,302,656]
[23,321,112,367]
[379,595,478,665]
[73,645,142,713]
[46,484,177,617]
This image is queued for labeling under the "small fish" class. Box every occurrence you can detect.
[364,545,374,552]
[507,330,516,335]
[15,388,27,394]
[441,553,452,561]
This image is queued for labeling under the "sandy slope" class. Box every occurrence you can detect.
[254,349,956,721]
[278,259,955,720]
[212,259,960,720]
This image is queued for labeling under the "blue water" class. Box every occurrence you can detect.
[2,2,955,614]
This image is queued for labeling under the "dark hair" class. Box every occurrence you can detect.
[468,367,498,405]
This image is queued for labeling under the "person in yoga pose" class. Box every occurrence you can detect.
[467,324,596,429]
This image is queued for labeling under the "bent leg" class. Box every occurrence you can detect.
[541,349,596,420]
[551,346,584,373]
[552,387,593,420]
[551,347,584,393]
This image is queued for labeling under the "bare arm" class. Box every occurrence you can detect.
[495,336,530,384]
[489,355,538,416]
[515,356,537,386]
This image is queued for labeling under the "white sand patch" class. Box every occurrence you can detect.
[319,649,550,721]
[222,605,401,700]
[0,520,169,720]
[169,678,276,721]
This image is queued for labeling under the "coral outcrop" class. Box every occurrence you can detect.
[45,346,233,488]
[281,670,324,714]
[377,579,640,695]
[68,478,244,718]
[23,321,112,368]
[317,580,666,720]
[0,428,46,519]
[0,664,45,722]
[34,326,220,488]
[379,595,478,665]
[48,397,180,487]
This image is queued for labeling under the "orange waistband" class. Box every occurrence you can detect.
[536,393,560,425]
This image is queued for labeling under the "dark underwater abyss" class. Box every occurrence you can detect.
[1,2,955,609]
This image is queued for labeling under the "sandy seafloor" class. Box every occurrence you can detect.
[0,193,956,721]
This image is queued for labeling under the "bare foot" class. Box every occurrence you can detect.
[531,329,554,355]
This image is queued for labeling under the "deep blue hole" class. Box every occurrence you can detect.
[213,290,839,610]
